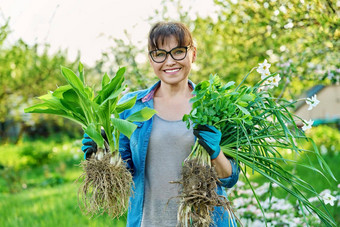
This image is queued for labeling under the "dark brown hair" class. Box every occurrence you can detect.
[148,21,194,51]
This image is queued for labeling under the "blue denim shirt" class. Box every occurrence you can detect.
[119,80,240,227]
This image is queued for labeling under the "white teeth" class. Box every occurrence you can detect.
[165,68,180,73]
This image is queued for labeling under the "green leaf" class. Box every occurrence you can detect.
[84,124,104,148]
[240,93,256,102]
[102,72,110,89]
[237,101,248,107]
[236,104,251,116]
[60,66,86,97]
[111,118,137,139]
[116,95,137,113]
[52,85,73,99]
[24,103,86,127]
[78,61,85,84]
[222,81,235,90]
[126,107,157,122]
[95,68,125,105]
[84,87,94,100]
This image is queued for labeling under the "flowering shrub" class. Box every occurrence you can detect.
[228,180,339,227]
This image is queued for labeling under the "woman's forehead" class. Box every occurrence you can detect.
[155,35,180,48]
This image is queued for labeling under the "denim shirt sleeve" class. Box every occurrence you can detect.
[218,157,240,188]
[118,94,135,175]
[119,132,135,175]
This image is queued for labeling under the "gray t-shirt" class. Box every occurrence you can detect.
[141,114,194,227]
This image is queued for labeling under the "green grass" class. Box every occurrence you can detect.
[0,182,127,227]
[0,137,127,226]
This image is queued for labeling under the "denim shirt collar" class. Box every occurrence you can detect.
[137,79,196,103]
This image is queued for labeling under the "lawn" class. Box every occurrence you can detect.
[0,136,127,227]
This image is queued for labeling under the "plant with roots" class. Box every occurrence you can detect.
[179,71,337,227]
[24,62,156,218]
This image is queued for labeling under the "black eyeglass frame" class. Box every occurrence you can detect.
[149,46,191,63]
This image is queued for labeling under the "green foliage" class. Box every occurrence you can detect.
[191,0,339,98]
[304,125,340,155]
[0,20,83,141]
[183,73,337,226]
[24,64,156,152]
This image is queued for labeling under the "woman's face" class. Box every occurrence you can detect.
[149,35,196,86]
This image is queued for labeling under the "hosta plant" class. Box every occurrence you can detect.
[24,62,156,218]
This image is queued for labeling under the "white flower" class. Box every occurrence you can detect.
[271,74,281,87]
[320,189,331,196]
[257,59,271,75]
[284,21,294,29]
[302,119,314,131]
[261,70,271,80]
[320,145,328,155]
[322,193,336,206]
[279,5,287,13]
[306,94,320,110]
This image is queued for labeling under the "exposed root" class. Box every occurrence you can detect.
[172,159,233,227]
[76,150,133,218]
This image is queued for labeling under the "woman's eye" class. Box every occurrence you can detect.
[156,52,165,57]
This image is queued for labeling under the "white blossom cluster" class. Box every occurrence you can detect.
[227,180,339,226]
[257,59,281,89]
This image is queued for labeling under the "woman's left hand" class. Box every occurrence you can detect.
[193,125,221,160]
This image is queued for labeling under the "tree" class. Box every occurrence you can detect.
[191,0,339,98]
[0,21,80,141]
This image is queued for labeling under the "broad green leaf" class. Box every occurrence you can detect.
[126,107,157,122]
[84,87,94,100]
[38,92,72,112]
[52,85,73,99]
[61,89,86,119]
[24,103,66,114]
[60,66,86,97]
[100,85,125,106]
[24,103,86,127]
[102,72,110,88]
[116,95,137,113]
[84,124,104,148]
[95,68,125,105]
[78,61,85,84]
[115,67,126,78]
[111,118,137,139]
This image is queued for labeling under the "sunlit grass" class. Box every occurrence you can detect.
[0,182,127,227]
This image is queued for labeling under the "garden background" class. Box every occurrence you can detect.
[0,0,339,226]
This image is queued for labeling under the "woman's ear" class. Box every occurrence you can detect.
[191,47,197,63]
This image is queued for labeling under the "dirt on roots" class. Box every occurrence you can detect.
[77,151,133,218]
[173,159,233,227]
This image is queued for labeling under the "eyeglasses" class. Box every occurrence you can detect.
[149,46,190,63]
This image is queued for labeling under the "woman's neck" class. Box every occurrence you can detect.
[155,79,192,99]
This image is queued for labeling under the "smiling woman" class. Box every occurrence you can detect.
[80,21,240,227]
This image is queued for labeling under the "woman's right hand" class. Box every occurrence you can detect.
[81,133,97,160]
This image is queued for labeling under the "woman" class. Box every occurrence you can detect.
[82,21,239,227]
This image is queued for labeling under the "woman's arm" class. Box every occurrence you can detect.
[212,151,240,188]
[211,151,232,179]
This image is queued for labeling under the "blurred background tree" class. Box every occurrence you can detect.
[0,21,81,142]
[191,0,339,98]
